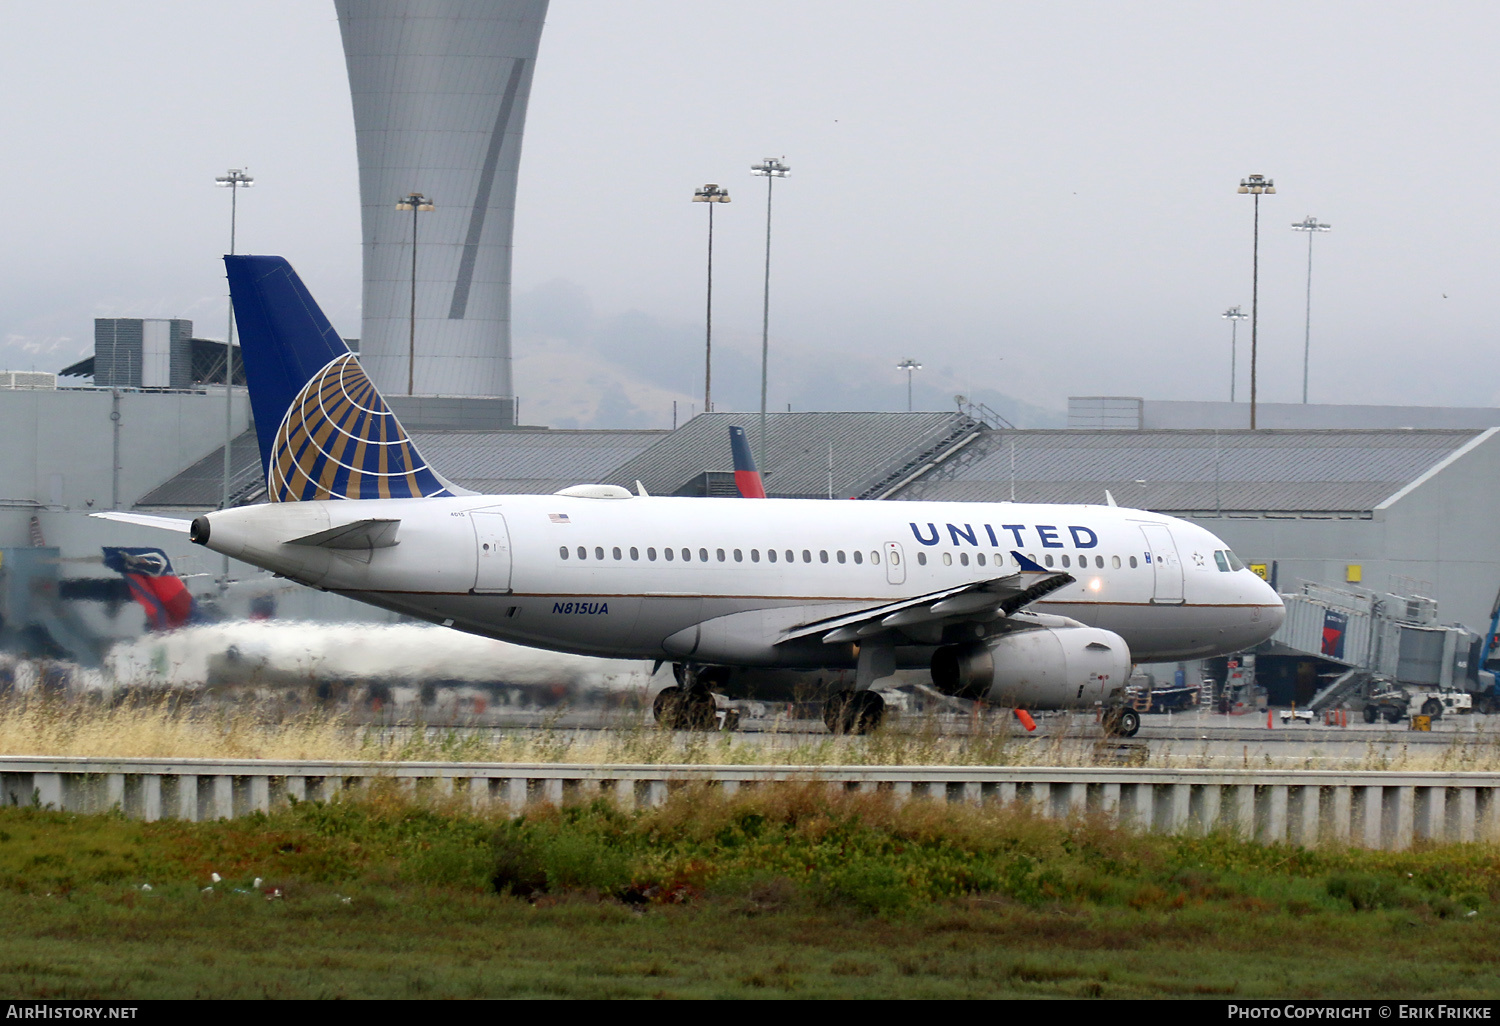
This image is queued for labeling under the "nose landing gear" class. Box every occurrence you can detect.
[1102,707,1141,738]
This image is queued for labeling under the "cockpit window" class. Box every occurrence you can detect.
[1214,550,1230,573]
[1225,550,1246,572]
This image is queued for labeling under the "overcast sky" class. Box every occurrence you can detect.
[3,2,1498,427]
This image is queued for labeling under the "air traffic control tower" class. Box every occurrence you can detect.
[335,0,548,426]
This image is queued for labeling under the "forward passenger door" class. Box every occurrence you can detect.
[1138,524,1184,604]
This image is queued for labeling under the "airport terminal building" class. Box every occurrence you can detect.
[6,371,1500,683]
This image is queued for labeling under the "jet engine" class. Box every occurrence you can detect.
[929,626,1131,708]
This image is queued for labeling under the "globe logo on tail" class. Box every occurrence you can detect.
[269,354,453,502]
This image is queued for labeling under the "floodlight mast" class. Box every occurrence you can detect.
[896,358,923,412]
[1237,174,1275,429]
[214,168,253,592]
[395,193,435,395]
[1221,306,1248,402]
[693,184,730,414]
[751,157,789,470]
[1291,215,1332,404]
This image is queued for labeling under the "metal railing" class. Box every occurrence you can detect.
[3,757,1498,850]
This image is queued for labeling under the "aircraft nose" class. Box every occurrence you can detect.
[1250,574,1285,634]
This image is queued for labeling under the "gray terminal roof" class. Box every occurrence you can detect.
[135,430,265,509]
[136,419,1479,516]
[889,428,1485,514]
[135,427,666,509]
[412,428,666,495]
[606,412,983,499]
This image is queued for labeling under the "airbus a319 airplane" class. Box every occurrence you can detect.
[100,256,1284,736]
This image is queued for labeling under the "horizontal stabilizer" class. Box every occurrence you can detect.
[88,512,192,534]
[287,518,400,550]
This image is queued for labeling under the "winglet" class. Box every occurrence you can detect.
[1012,550,1047,572]
[1105,489,1117,507]
[636,480,650,497]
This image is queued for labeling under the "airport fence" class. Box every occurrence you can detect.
[2,756,1498,851]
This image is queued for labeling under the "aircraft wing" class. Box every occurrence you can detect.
[779,551,1075,645]
[89,512,192,533]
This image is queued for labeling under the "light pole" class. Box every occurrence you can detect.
[692,184,730,414]
[1291,215,1331,404]
[896,358,922,412]
[214,168,252,592]
[1221,306,1248,402]
[395,192,435,395]
[1237,174,1275,428]
[750,156,789,469]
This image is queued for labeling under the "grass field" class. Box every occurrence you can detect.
[7,693,1500,771]
[2,785,1498,998]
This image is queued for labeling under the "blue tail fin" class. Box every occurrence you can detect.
[225,255,460,502]
[101,546,196,630]
[728,425,767,498]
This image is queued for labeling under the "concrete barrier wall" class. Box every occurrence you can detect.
[2,757,1498,850]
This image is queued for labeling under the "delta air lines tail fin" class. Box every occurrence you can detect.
[101,546,196,631]
[225,255,464,502]
[728,425,767,498]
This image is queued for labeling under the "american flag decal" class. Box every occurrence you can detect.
[548,513,571,524]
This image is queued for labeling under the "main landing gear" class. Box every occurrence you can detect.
[822,690,885,736]
[1101,707,1141,738]
[652,686,719,730]
[654,664,736,731]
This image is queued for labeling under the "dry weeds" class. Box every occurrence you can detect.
[3,694,1500,770]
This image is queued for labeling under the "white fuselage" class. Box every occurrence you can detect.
[194,494,1285,669]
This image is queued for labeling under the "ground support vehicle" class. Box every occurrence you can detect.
[1361,685,1472,724]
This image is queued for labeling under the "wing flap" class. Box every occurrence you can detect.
[780,552,1076,645]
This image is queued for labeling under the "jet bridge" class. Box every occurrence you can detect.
[1263,581,1488,710]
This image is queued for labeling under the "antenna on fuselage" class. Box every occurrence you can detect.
[1105,489,1118,507]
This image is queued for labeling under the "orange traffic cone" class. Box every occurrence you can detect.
[1015,709,1037,732]
[1267,708,1274,729]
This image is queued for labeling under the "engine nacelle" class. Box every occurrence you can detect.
[930,627,1132,707]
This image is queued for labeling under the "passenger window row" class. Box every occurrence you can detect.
[558,545,888,565]
[556,543,1159,573]
[914,551,1142,570]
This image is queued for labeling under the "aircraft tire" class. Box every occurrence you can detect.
[822,691,852,733]
[653,686,684,729]
[1103,708,1140,738]
[681,690,719,731]
[823,690,884,735]
[849,691,885,735]
[1421,698,1443,721]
